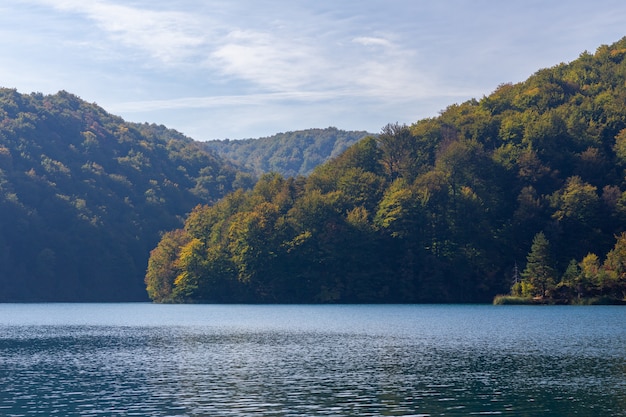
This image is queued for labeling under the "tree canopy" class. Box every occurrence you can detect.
[203,127,370,177]
[148,37,626,304]
[0,89,248,301]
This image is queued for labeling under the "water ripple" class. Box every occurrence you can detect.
[0,305,625,416]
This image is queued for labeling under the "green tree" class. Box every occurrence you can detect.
[374,179,421,238]
[145,229,191,302]
[558,259,584,300]
[579,252,602,296]
[552,176,600,225]
[521,232,556,298]
[172,237,207,300]
[550,176,602,262]
[376,122,424,181]
[602,232,626,299]
[227,202,288,299]
[613,128,626,165]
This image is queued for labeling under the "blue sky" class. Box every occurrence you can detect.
[1,1,626,140]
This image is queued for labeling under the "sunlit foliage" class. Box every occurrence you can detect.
[150,37,626,304]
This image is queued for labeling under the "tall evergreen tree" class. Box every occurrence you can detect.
[522,232,556,298]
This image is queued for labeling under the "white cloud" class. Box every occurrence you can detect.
[35,0,209,64]
[111,91,342,113]
[352,36,393,48]
[29,0,447,104]
[208,28,444,102]
[209,29,325,91]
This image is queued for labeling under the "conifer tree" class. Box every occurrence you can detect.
[522,232,556,298]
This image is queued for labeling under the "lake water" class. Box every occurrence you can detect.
[0,304,624,416]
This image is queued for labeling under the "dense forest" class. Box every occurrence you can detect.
[147,37,626,304]
[203,128,370,177]
[0,89,253,301]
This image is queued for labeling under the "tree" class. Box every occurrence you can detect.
[613,128,626,165]
[227,202,289,300]
[558,259,584,299]
[550,176,602,262]
[376,123,422,181]
[521,232,556,298]
[172,237,207,300]
[602,232,626,299]
[145,229,191,302]
[374,179,421,238]
[579,252,602,296]
[552,176,600,225]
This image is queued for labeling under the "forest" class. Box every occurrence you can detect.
[146,37,626,304]
[203,127,370,177]
[0,90,253,301]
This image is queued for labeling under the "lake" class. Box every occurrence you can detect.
[0,304,624,416]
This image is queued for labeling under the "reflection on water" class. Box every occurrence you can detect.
[0,304,624,416]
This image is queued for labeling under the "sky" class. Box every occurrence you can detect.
[1,1,626,140]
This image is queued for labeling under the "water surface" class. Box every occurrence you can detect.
[0,304,624,416]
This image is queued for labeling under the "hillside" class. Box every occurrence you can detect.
[0,89,252,301]
[203,127,370,177]
[147,37,626,304]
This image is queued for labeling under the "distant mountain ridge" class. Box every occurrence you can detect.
[0,89,251,301]
[203,127,371,177]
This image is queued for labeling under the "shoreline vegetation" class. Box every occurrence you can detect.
[493,295,626,305]
[492,231,626,305]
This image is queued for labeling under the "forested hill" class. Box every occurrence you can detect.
[0,89,252,301]
[203,127,370,177]
[147,37,626,304]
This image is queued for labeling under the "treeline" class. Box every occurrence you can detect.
[147,37,626,303]
[501,231,626,304]
[0,89,252,301]
[203,127,370,177]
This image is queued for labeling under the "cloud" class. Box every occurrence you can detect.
[111,91,342,113]
[35,0,209,64]
[208,27,445,102]
[352,36,393,48]
[111,84,480,117]
[29,0,450,104]
[22,0,487,138]
[209,29,325,91]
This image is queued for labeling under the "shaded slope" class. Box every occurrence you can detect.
[0,89,248,301]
